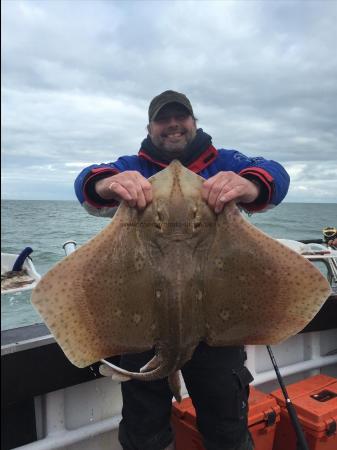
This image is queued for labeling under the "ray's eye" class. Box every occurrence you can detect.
[192,206,201,230]
[193,217,201,231]
[194,219,201,229]
[155,209,163,231]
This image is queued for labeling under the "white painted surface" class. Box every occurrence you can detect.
[12,328,337,450]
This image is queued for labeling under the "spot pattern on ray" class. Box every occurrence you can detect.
[31,160,331,386]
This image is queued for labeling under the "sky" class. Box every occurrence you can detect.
[2,0,337,202]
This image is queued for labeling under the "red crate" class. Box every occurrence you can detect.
[171,387,280,450]
[271,374,337,450]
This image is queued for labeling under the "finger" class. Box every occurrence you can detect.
[202,172,231,203]
[126,174,151,209]
[208,180,229,210]
[201,177,217,202]
[138,177,153,207]
[120,180,141,207]
[109,182,136,206]
[125,177,145,209]
[109,182,133,203]
[136,186,147,210]
[213,185,231,213]
[215,186,240,211]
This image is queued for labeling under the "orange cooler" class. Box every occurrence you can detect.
[271,374,337,450]
[171,387,280,450]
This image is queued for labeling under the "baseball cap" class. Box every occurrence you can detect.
[148,90,194,122]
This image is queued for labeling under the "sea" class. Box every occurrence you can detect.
[1,200,337,331]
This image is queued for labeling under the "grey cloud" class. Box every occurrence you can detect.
[2,0,337,202]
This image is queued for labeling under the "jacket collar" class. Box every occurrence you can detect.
[138,128,218,173]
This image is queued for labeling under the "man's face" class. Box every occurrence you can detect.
[147,103,197,158]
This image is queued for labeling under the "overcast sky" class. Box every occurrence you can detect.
[2,0,337,202]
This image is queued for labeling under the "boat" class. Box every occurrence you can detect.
[1,247,41,295]
[277,239,337,287]
[1,238,336,450]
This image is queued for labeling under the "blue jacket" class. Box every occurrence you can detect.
[75,145,289,217]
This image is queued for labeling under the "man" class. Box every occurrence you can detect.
[323,227,337,248]
[75,90,290,450]
[328,238,337,248]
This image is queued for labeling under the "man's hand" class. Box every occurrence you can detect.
[202,171,260,214]
[95,171,153,209]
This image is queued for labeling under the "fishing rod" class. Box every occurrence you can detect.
[266,345,310,450]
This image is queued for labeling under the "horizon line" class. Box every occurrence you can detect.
[1,198,336,205]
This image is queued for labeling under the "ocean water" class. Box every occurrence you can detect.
[1,200,336,331]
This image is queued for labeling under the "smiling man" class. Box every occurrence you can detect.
[74,90,290,450]
[147,98,197,158]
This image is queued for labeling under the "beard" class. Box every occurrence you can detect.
[150,126,197,159]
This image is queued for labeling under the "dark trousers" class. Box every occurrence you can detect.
[118,343,254,450]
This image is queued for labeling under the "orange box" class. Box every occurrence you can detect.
[171,387,280,450]
[271,374,337,450]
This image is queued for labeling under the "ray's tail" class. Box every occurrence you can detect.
[99,352,183,401]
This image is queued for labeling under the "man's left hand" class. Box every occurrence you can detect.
[202,171,260,214]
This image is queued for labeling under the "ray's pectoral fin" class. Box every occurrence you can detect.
[203,202,331,346]
[99,355,163,381]
[31,204,159,368]
[99,362,132,382]
[140,354,161,373]
[99,359,183,403]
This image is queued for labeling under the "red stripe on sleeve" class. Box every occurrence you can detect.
[83,168,120,208]
[238,167,274,212]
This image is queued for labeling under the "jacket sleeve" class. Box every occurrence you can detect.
[74,161,123,217]
[218,151,290,213]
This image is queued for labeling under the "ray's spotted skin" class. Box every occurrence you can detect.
[31,161,331,400]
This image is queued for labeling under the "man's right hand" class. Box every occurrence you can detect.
[95,171,153,209]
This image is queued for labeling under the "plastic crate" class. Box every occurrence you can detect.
[271,374,337,450]
[171,387,280,450]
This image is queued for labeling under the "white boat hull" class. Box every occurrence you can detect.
[7,329,336,450]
